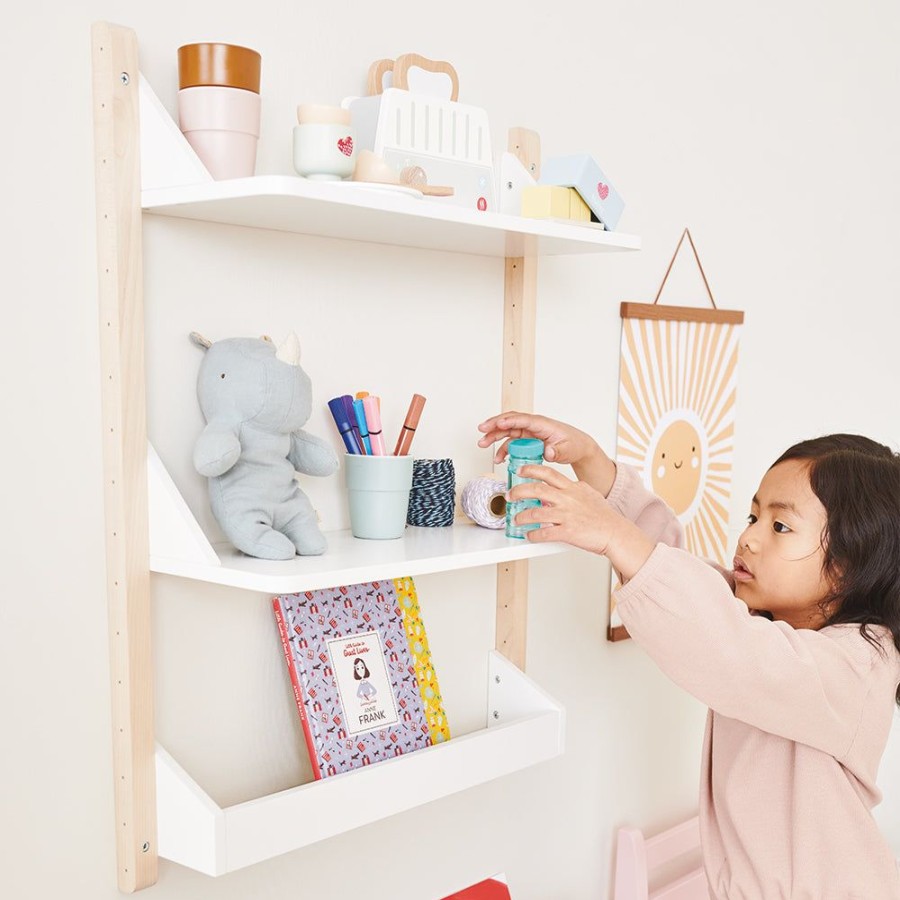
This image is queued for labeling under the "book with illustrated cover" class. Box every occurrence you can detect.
[273,577,450,779]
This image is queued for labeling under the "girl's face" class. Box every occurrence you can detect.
[354,659,366,675]
[733,459,835,628]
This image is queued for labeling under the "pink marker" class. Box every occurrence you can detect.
[363,396,386,455]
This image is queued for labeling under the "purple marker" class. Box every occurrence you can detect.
[341,395,366,455]
[328,396,362,454]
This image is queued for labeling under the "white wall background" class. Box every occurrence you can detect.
[4,1,900,898]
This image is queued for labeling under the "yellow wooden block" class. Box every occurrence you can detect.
[569,189,591,221]
[521,185,572,219]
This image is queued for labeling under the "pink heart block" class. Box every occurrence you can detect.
[597,182,610,201]
[337,136,354,157]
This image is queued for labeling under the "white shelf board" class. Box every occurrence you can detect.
[151,522,573,593]
[156,651,564,875]
[142,175,640,258]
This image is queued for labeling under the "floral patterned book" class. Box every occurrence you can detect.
[273,578,449,779]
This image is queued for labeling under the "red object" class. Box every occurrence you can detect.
[477,197,487,211]
[337,136,354,156]
[597,182,610,200]
[441,877,512,900]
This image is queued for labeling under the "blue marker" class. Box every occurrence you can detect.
[327,396,362,454]
[353,398,372,455]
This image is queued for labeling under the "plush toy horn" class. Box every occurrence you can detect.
[275,332,301,366]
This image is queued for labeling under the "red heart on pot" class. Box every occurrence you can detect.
[337,136,354,156]
[597,182,610,200]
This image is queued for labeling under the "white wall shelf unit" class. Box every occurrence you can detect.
[91,21,639,891]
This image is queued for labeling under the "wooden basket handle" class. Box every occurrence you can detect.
[366,58,395,96]
[392,53,459,101]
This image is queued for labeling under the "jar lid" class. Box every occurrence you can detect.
[508,438,544,459]
[297,104,351,126]
[178,43,261,93]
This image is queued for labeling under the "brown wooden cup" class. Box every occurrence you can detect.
[177,43,261,93]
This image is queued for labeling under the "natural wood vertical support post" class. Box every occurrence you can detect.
[496,128,541,670]
[91,22,158,892]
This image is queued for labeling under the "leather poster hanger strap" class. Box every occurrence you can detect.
[654,227,717,309]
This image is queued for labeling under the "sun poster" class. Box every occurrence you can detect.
[608,301,744,641]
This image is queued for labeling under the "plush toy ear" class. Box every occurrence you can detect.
[190,331,213,351]
[275,332,301,366]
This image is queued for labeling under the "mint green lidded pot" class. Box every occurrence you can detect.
[506,438,544,539]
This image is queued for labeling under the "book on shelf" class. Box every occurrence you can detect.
[441,874,512,900]
[273,576,450,779]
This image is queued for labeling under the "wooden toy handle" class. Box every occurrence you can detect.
[366,58,394,96]
[392,53,459,101]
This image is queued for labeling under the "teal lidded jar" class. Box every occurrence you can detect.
[506,438,544,539]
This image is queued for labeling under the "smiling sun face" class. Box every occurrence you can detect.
[651,419,702,515]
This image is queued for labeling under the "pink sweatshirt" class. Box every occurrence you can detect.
[608,463,900,900]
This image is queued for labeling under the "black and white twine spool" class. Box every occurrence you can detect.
[406,458,456,527]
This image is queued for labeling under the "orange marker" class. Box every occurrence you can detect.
[394,394,426,456]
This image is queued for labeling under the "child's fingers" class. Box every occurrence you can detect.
[477,410,530,432]
[524,523,561,543]
[508,481,558,504]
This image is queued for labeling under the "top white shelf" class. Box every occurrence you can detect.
[142,176,641,258]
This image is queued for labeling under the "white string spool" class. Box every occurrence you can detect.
[461,476,508,529]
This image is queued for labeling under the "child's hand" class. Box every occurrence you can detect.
[477,411,616,496]
[477,411,598,466]
[510,464,655,579]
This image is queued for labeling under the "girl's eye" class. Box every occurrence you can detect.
[773,521,792,534]
[746,514,758,525]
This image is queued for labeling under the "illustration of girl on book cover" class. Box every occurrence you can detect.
[353,657,377,703]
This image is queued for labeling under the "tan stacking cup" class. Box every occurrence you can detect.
[178,43,261,93]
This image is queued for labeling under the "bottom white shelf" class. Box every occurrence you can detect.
[156,651,565,875]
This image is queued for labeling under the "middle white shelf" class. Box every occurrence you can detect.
[151,522,573,594]
[148,442,574,593]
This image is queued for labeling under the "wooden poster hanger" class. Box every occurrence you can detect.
[621,227,743,325]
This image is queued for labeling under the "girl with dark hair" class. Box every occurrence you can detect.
[353,656,377,702]
[478,412,900,900]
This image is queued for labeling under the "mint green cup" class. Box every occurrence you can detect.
[344,454,414,539]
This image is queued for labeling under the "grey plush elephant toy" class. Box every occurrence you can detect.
[190,331,339,559]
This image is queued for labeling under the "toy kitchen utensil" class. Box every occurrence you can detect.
[352,150,454,197]
[344,53,492,212]
[539,154,624,230]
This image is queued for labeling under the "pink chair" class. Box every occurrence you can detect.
[613,816,708,900]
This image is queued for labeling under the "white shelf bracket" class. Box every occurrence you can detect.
[139,72,212,192]
[147,442,220,569]
[498,151,537,216]
[155,745,226,876]
[487,650,565,747]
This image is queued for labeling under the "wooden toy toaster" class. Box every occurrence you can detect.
[344,54,495,212]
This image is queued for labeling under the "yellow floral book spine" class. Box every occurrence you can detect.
[393,576,451,745]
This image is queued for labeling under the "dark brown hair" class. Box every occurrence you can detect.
[772,434,900,703]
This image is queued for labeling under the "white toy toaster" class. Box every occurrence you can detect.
[344,55,495,213]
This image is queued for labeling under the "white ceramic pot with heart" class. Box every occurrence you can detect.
[293,107,356,181]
